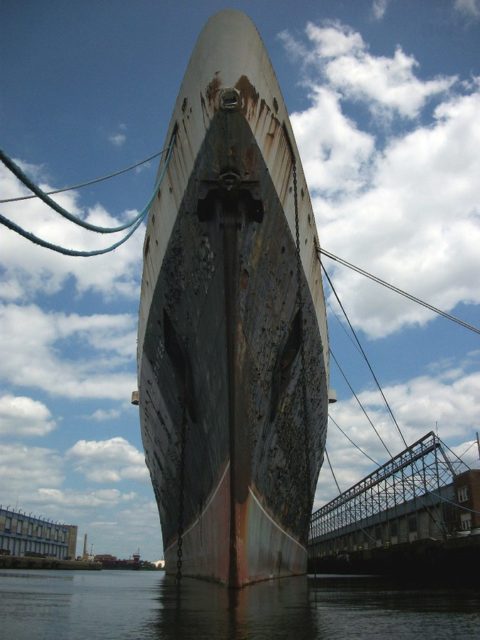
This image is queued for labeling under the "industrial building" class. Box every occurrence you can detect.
[309,433,480,571]
[454,469,480,531]
[0,506,77,560]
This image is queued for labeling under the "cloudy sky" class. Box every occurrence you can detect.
[1,0,479,560]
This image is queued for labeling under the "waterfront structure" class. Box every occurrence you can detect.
[94,553,142,569]
[136,10,330,587]
[309,432,478,560]
[0,506,77,560]
[454,469,480,532]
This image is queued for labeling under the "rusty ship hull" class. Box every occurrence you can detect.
[137,10,330,588]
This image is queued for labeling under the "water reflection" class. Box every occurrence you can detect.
[149,575,318,640]
[145,572,480,640]
[1,570,479,639]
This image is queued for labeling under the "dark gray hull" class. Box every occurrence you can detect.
[137,10,330,587]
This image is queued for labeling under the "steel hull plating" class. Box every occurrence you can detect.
[137,11,329,587]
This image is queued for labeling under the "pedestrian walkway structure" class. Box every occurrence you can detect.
[308,432,478,560]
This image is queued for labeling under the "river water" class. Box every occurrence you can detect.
[0,570,478,639]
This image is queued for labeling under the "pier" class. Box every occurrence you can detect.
[308,431,480,577]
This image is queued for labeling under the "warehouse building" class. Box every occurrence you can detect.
[0,506,77,560]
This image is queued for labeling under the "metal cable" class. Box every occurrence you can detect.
[322,258,478,528]
[327,299,363,356]
[319,247,480,337]
[427,485,480,516]
[322,263,408,449]
[457,440,476,460]
[329,414,380,466]
[330,349,392,458]
[324,448,341,495]
[324,448,376,542]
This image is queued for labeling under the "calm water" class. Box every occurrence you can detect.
[0,570,479,639]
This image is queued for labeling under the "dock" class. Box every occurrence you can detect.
[308,431,480,579]
[0,555,101,570]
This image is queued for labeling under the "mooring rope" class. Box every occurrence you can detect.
[0,136,174,235]
[0,135,176,256]
[0,146,170,204]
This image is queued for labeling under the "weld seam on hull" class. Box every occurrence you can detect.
[164,461,230,554]
[248,487,307,555]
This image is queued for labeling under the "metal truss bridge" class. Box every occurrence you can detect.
[308,431,471,557]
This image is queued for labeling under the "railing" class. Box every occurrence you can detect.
[309,431,469,542]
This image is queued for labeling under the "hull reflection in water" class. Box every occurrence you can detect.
[147,576,317,640]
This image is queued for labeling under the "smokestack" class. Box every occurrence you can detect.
[83,533,88,559]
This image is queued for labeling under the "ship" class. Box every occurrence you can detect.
[136,10,330,588]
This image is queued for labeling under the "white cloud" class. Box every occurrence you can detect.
[454,0,480,19]
[35,487,135,508]
[317,88,480,338]
[0,438,144,529]
[88,498,161,558]
[0,303,136,399]
[333,367,480,448]
[0,443,64,505]
[108,124,127,147]
[109,133,127,147]
[301,21,456,119]
[67,437,149,483]
[315,362,480,506]
[326,49,454,120]
[0,279,25,302]
[372,0,390,20]
[0,439,157,556]
[55,309,138,359]
[0,394,56,437]
[291,87,375,195]
[0,161,144,303]
[305,20,364,59]
[90,408,121,421]
[6,487,160,558]
[282,21,480,338]
[451,438,480,469]
[115,499,160,537]
[134,161,152,175]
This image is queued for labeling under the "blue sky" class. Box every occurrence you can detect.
[1,0,479,561]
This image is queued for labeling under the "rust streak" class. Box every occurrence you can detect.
[235,75,259,118]
[206,74,222,107]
